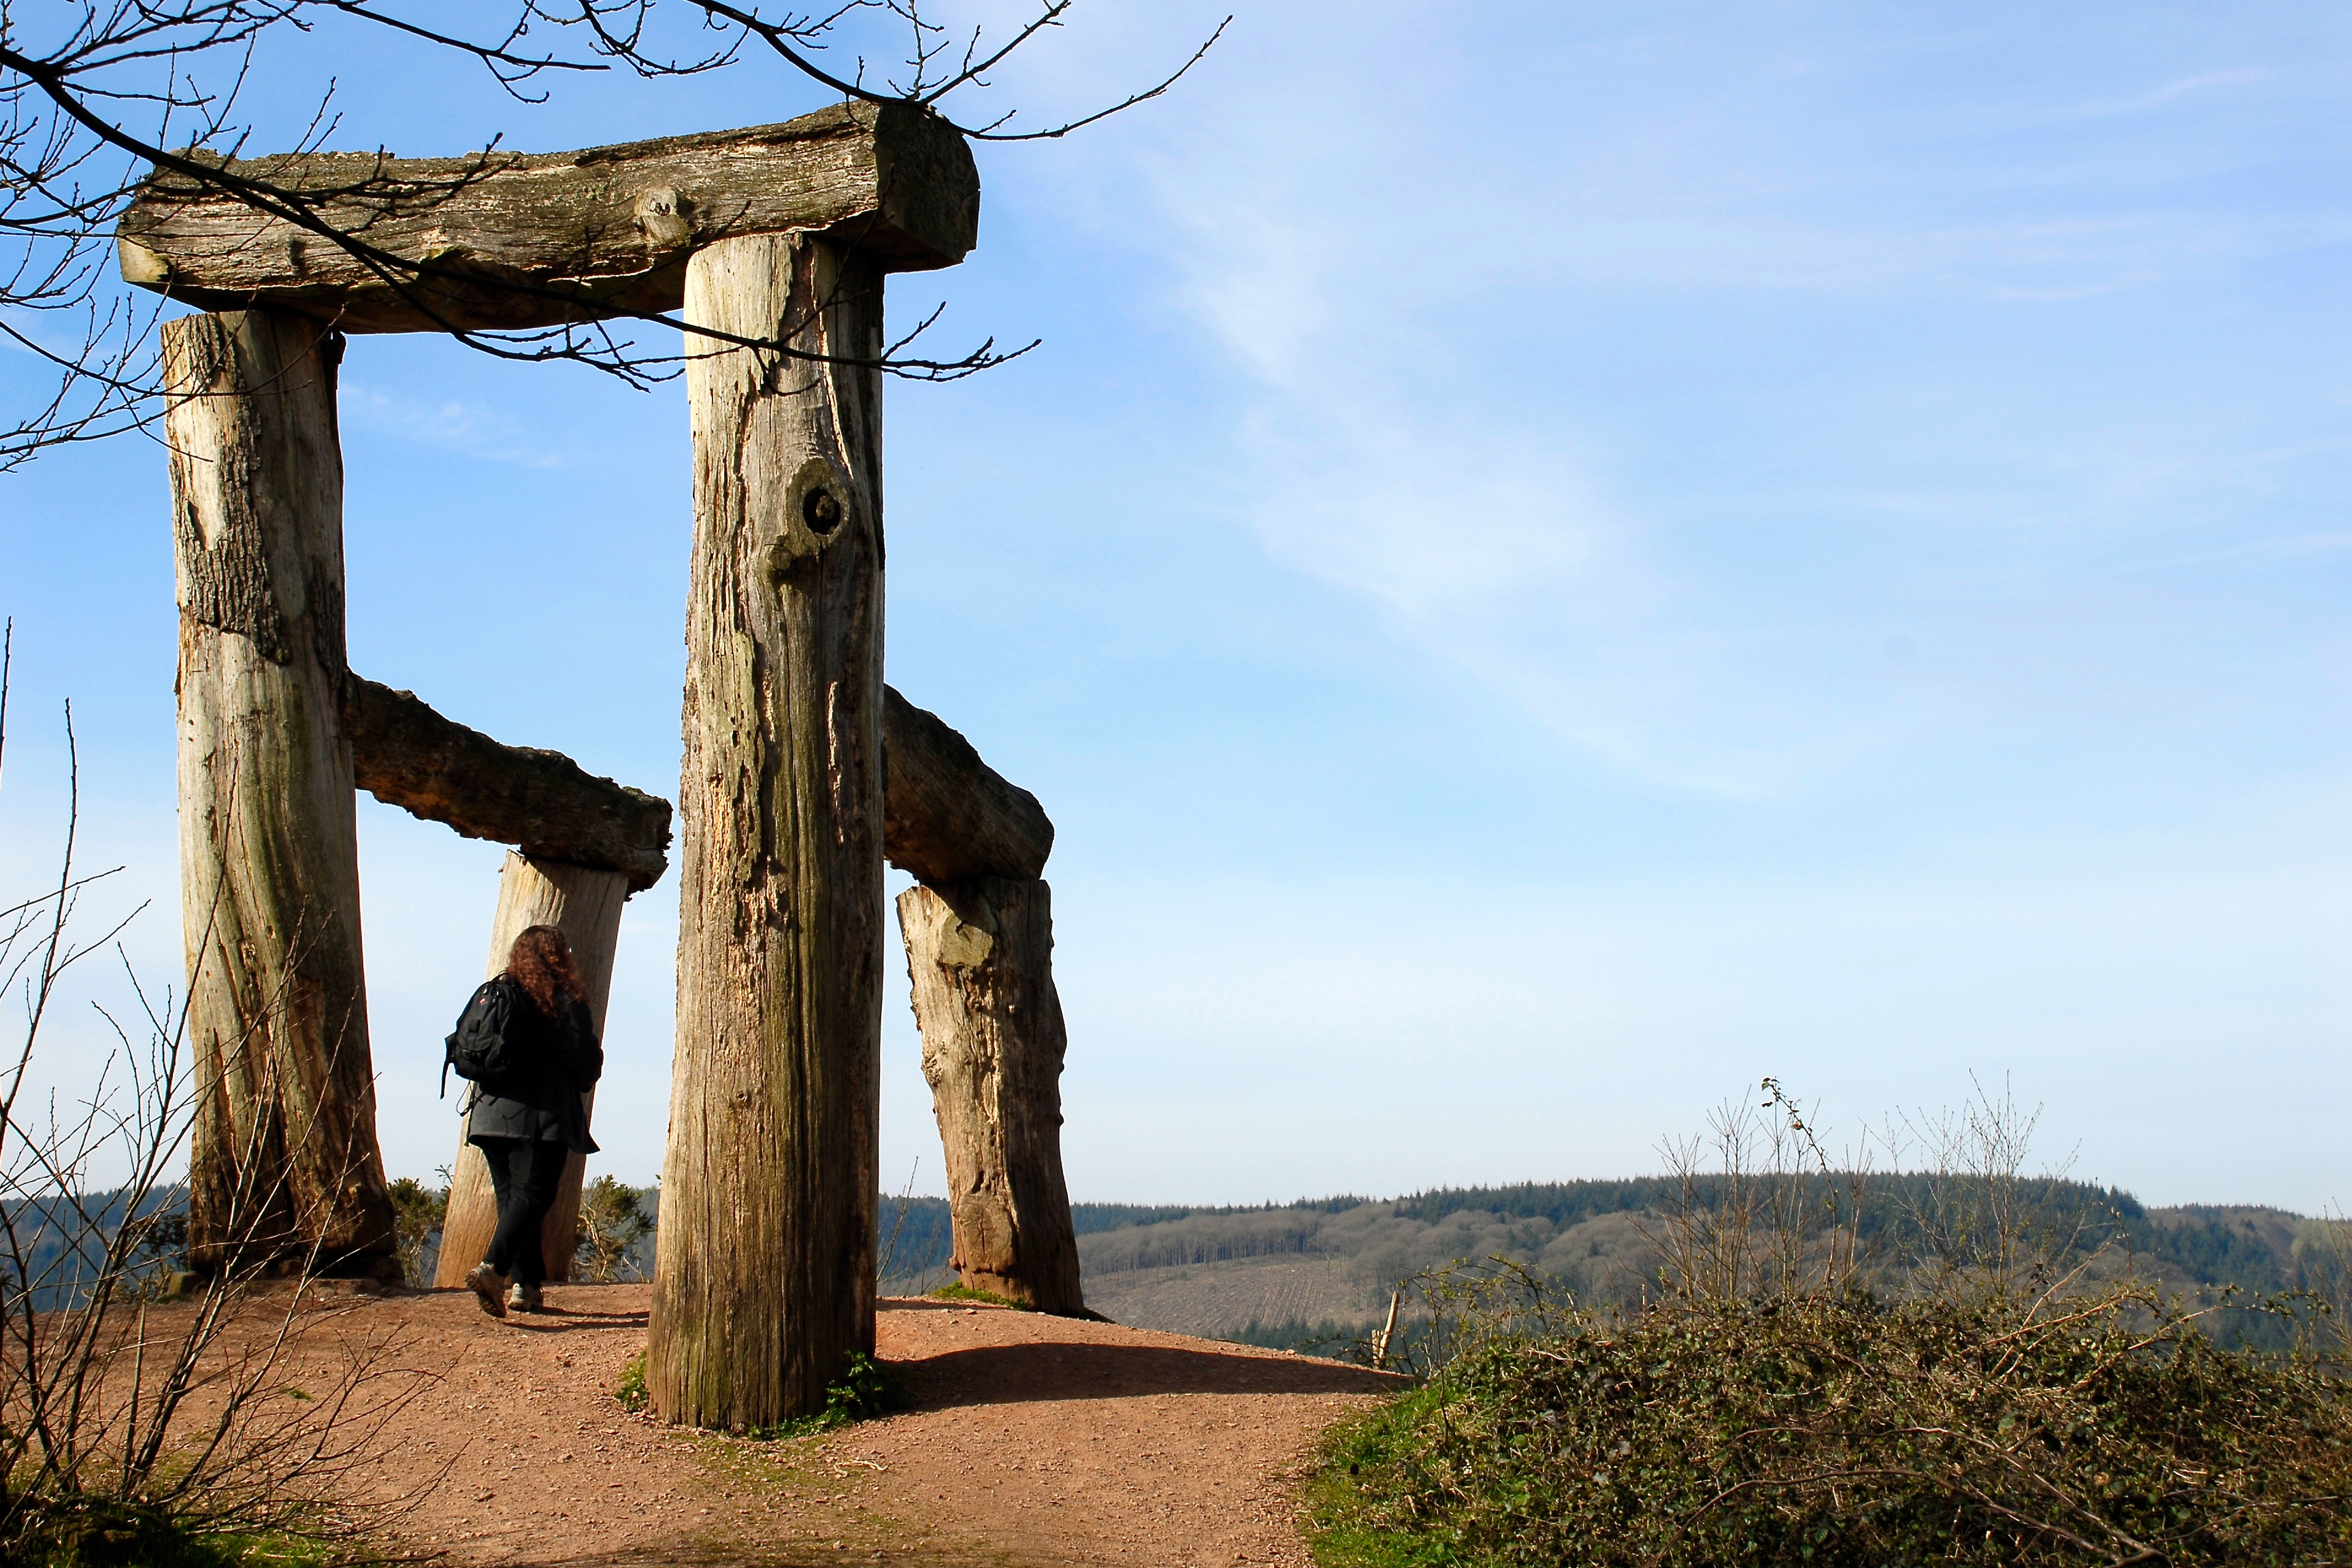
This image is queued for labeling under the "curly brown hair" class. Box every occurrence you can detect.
[506,924,585,1018]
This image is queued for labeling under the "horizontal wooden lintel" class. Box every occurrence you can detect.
[119,101,977,333]
[347,676,1047,892]
[346,677,674,889]
[883,686,1055,886]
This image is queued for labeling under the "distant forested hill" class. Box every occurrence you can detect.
[876,1180,2329,1354]
[3,1186,186,1311]
[36,1177,2320,1351]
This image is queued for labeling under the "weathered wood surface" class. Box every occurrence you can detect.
[166,309,397,1277]
[898,877,1083,1316]
[347,673,1024,891]
[882,686,1053,884]
[118,101,977,333]
[432,853,627,1289]
[344,675,671,889]
[651,231,886,1428]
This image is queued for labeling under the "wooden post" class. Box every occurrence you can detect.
[431,852,627,1288]
[165,308,396,1277]
[650,231,886,1429]
[898,877,1084,1316]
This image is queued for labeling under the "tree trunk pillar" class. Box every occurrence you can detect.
[651,232,886,1429]
[433,851,627,1287]
[898,877,1084,1315]
[164,308,395,1277]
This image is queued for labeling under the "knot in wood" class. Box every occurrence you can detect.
[802,486,843,535]
[763,456,856,581]
[634,186,693,250]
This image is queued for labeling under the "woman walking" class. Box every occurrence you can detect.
[457,924,603,1317]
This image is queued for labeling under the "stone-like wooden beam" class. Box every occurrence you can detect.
[344,676,673,889]
[346,676,1043,896]
[117,101,977,333]
[883,686,1054,886]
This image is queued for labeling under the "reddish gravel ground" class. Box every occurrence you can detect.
[245,1283,1400,1567]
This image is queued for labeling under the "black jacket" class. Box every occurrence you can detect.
[460,977,603,1154]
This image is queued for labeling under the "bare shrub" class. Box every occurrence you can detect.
[0,630,426,1561]
[2295,1208,2352,1362]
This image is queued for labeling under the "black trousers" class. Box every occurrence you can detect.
[474,1136,568,1286]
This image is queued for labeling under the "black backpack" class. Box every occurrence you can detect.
[442,979,527,1097]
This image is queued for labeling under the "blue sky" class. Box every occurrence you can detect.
[2,2,2346,1210]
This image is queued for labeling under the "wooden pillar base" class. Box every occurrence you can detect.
[899,877,1084,1317]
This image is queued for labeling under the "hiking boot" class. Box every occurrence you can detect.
[463,1262,507,1318]
[507,1281,543,1313]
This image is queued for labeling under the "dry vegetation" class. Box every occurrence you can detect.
[1304,1087,2352,1567]
[0,642,423,1566]
[1069,1185,2319,1357]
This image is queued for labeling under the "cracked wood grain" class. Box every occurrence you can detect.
[652,231,885,1429]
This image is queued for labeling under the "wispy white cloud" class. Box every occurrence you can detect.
[2050,67,2274,122]
[1065,20,1916,794]
[339,382,572,467]
[1038,1,2351,799]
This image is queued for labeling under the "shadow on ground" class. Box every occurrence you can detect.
[891,1337,1403,1409]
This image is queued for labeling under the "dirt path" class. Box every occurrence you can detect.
[259,1284,1396,1566]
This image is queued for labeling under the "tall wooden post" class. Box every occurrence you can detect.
[898,877,1084,1315]
[165,309,396,1277]
[432,852,627,1287]
[650,232,887,1428]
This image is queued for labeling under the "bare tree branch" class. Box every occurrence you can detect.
[1,0,1216,471]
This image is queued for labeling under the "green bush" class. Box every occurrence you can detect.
[1313,1280,2352,1567]
[1313,1083,2352,1567]
[615,1350,650,1413]
[744,1352,913,1441]
[386,1175,446,1287]
[574,1177,653,1281]
[822,1351,912,1424]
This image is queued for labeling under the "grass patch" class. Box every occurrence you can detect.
[928,1282,1032,1310]
[617,1350,909,1438]
[1307,1394,1458,1568]
[615,1350,650,1413]
[745,1352,912,1440]
[7,1499,353,1568]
